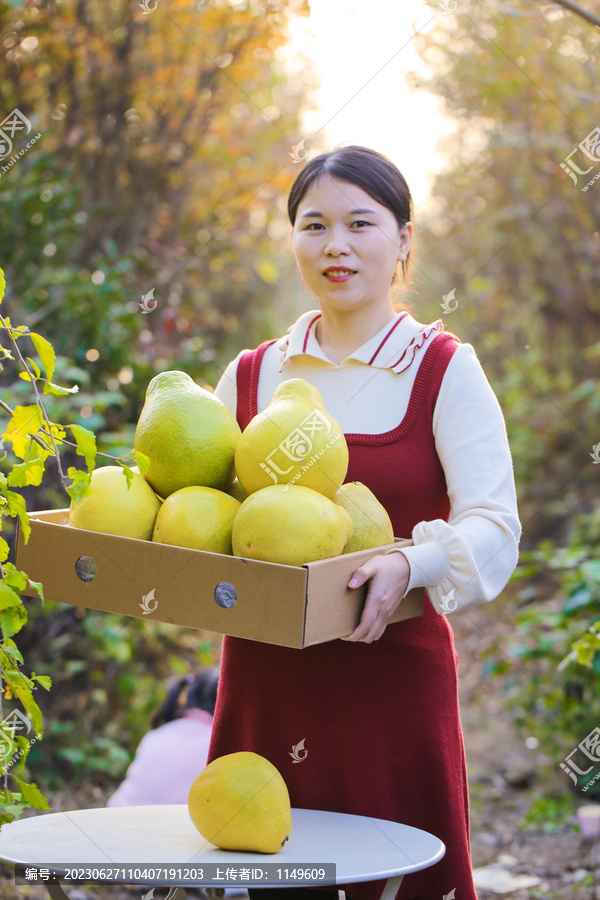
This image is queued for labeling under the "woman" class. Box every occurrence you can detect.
[208,146,521,900]
[107,668,219,807]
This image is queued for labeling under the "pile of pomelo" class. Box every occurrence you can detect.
[69,371,395,566]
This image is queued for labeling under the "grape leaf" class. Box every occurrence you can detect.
[3,406,43,459]
[69,424,96,473]
[29,333,55,384]
[66,467,93,502]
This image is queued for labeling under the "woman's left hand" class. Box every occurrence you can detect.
[341,552,411,643]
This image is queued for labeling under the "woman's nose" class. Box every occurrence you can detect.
[324,229,350,256]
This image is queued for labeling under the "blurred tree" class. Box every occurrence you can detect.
[412,1,600,541]
[0,0,313,441]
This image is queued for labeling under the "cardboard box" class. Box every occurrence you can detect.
[16,509,424,649]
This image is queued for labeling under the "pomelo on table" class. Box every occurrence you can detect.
[188,751,291,853]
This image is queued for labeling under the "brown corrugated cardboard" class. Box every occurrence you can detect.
[16,509,424,648]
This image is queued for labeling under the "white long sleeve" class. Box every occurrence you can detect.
[388,344,521,614]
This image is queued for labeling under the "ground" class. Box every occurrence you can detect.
[0,599,598,900]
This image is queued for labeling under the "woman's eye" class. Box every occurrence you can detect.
[304,223,323,230]
[352,220,371,228]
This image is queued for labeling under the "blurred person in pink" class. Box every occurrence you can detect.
[107,668,219,807]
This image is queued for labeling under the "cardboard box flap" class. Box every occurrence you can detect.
[302,539,423,647]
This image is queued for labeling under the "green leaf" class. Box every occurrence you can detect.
[0,267,5,304]
[42,380,79,396]
[27,579,44,601]
[2,564,28,594]
[0,805,28,824]
[581,560,600,584]
[5,490,29,543]
[25,358,41,379]
[14,779,51,810]
[120,464,134,488]
[563,586,593,613]
[32,674,51,691]
[1,639,24,665]
[69,424,97,473]
[0,604,28,639]
[7,443,46,487]
[66,467,93,502]
[0,536,9,563]
[29,332,56,384]
[131,449,150,476]
[0,582,21,610]
[3,405,43,459]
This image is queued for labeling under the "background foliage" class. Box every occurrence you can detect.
[0,0,598,818]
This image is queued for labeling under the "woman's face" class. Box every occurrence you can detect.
[292,175,412,315]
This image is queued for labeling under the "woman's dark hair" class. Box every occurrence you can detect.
[287,145,413,283]
[150,668,220,729]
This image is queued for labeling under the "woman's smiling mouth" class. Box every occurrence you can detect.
[323,267,357,282]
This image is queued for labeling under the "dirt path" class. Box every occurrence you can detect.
[1,599,598,899]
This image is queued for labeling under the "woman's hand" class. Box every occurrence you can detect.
[341,552,411,643]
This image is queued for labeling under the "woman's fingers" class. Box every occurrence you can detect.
[342,553,410,643]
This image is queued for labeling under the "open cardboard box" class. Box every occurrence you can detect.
[16,509,424,649]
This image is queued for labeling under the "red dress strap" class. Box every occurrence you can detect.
[424,330,462,413]
[235,339,278,431]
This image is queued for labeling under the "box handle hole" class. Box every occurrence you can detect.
[75,556,97,582]
[214,581,237,609]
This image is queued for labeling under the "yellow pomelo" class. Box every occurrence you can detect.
[152,486,240,554]
[134,371,241,498]
[69,466,161,540]
[188,751,291,853]
[232,484,353,566]
[226,478,248,504]
[234,378,348,498]
[333,481,395,554]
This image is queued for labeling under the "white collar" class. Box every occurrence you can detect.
[277,310,443,374]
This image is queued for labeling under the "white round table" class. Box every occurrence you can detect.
[0,805,445,900]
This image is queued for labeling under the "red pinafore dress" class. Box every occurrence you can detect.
[207,331,479,900]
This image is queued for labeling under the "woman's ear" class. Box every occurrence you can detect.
[397,221,413,262]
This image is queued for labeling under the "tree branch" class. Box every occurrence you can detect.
[546,0,600,28]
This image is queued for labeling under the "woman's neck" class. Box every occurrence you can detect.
[315,304,397,366]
